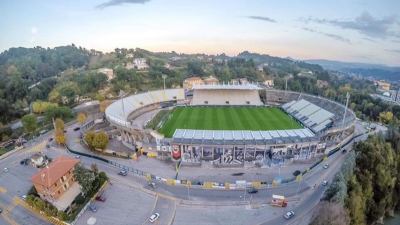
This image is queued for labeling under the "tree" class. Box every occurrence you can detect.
[44,105,73,122]
[54,129,65,145]
[32,101,57,114]
[73,164,95,196]
[92,131,109,150]
[54,118,65,144]
[84,131,96,147]
[77,112,87,125]
[54,118,64,130]
[379,111,393,124]
[21,114,38,134]
[310,202,350,225]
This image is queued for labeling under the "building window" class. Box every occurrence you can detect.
[225,101,229,104]
[173,96,177,100]
[246,101,250,104]
[204,101,208,104]
[58,190,61,194]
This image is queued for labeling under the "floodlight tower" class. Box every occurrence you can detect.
[162,74,167,90]
[342,92,350,128]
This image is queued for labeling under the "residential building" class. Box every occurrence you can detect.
[239,78,249,85]
[264,79,274,87]
[376,80,391,91]
[31,156,80,210]
[316,80,329,88]
[203,76,219,85]
[97,68,114,80]
[133,58,149,70]
[183,77,204,89]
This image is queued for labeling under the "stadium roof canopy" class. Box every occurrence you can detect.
[192,83,262,90]
[172,128,317,145]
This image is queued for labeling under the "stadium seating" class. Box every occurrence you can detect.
[191,89,262,106]
[106,89,185,127]
[282,99,334,133]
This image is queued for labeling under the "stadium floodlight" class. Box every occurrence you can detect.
[162,74,167,90]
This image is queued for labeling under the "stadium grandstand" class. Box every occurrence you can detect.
[104,83,355,167]
[191,83,263,106]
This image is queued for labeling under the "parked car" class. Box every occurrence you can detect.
[293,170,301,176]
[342,149,347,154]
[322,180,328,186]
[247,187,258,194]
[118,169,128,176]
[3,168,8,173]
[284,211,295,219]
[73,127,80,131]
[323,164,329,169]
[88,204,97,212]
[20,158,29,165]
[75,155,81,159]
[21,195,27,201]
[149,213,160,223]
[95,194,106,202]
[0,208,2,214]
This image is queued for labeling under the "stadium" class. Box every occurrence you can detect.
[105,83,355,166]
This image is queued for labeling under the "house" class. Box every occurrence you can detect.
[257,63,268,72]
[316,80,329,89]
[183,77,204,89]
[239,78,249,85]
[133,58,149,70]
[376,80,391,91]
[264,79,274,87]
[31,156,80,211]
[97,68,114,80]
[203,76,219,85]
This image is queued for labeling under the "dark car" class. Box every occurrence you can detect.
[95,193,106,202]
[118,169,128,176]
[73,127,81,131]
[20,158,29,165]
[0,208,3,214]
[48,138,53,142]
[293,170,301,176]
[342,149,347,154]
[247,188,258,194]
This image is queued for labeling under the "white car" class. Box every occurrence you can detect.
[322,180,328,186]
[3,168,8,173]
[284,211,295,219]
[21,195,27,200]
[323,164,329,169]
[149,213,160,223]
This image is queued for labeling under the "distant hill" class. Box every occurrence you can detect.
[305,59,400,81]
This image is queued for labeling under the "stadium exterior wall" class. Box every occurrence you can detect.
[105,88,356,166]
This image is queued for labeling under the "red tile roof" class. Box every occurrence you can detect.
[32,156,79,188]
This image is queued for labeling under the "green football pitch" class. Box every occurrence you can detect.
[158,106,302,138]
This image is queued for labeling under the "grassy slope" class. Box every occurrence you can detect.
[158,106,302,138]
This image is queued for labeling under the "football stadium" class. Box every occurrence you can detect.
[105,83,356,166]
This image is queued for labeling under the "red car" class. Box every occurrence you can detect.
[95,194,106,202]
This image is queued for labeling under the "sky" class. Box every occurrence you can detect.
[1,0,400,66]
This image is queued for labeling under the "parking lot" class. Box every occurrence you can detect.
[76,181,156,225]
[0,144,51,225]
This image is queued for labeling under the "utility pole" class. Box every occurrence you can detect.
[162,74,167,90]
[342,92,350,128]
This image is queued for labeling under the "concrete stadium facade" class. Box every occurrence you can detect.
[105,86,356,167]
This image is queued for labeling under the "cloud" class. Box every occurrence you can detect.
[96,0,150,9]
[385,49,400,54]
[302,27,351,44]
[302,11,399,39]
[247,16,276,23]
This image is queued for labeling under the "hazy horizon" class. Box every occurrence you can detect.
[1,0,399,66]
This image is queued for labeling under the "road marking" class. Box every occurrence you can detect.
[167,200,177,225]
[13,197,64,225]
[0,201,19,225]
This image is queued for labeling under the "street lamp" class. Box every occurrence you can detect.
[162,74,167,90]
